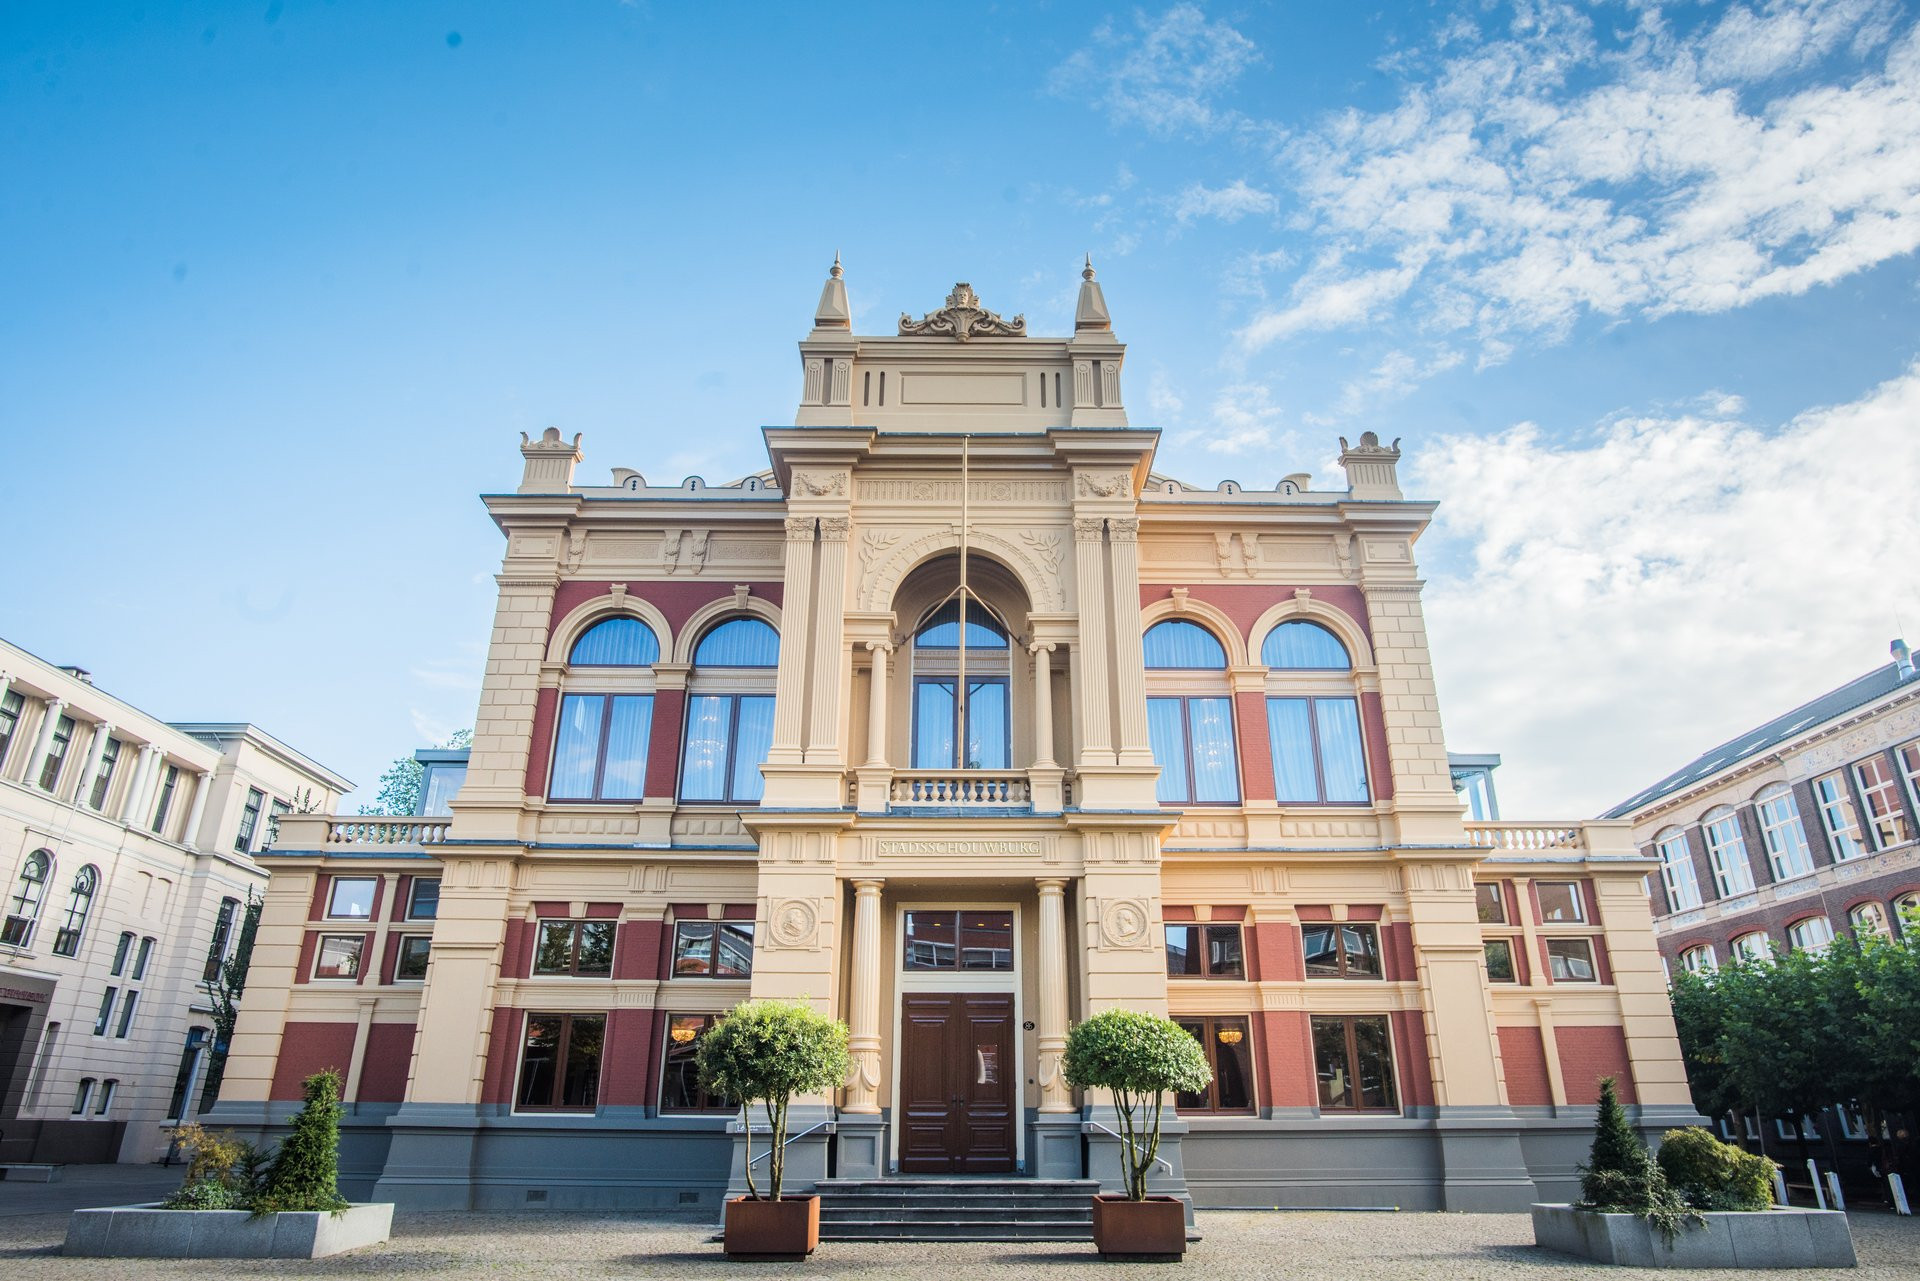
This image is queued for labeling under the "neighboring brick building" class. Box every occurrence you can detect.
[218,263,1697,1212]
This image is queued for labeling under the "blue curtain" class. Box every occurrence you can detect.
[1261,620,1351,670]
[914,680,955,768]
[917,599,1008,650]
[599,696,653,800]
[1186,697,1240,802]
[550,695,604,799]
[1266,698,1318,802]
[1143,620,1228,669]
[1147,698,1190,802]
[695,618,780,667]
[1315,697,1369,802]
[729,696,774,802]
[966,680,1009,769]
[569,617,660,666]
[680,695,730,800]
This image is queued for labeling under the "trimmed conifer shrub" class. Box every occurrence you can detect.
[253,1069,350,1214]
[1656,1126,1775,1211]
[1577,1076,1699,1242]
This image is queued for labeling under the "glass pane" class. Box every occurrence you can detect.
[1187,698,1240,802]
[518,1017,561,1108]
[409,878,440,920]
[959,912,1014,970]
[1476,883,1505,923]
[1312,1016,1353,1110]
[569,617,659,666]
[1205,924,1244,978]
[1302,925,1341,976]
[1213,1019,1253,1110]
[550,695,604,800]
[1143,620,1227,669]
[315,936,362,979]
[533,921,575,974]
[903,911,957,969]
[1547,938,1596,981]
[1314,698,1369,803]
[1484,939,1516,982]
[560,1015,604,1108]
[1164,925,1200,977]
[600,696,653,800]
[1342,925,1382,978]
[729,697,774,802]
[397,937,431,979]
[1266,699,1319,802]
[917,599,1009,649]
[1173,1020,1208,1110]
[661,1015,711,1110]
[715,923,754,978]
[1536,882,1582,922]
[965,681,1009,770]
[1147,698,1190,803]
[694,618,779,667]
[680,695,730,800]
[914,681,956,769]
[673,922,716,976]
[575,922,615,975]
[328,878,376,919]
[1352,1016,1398,1110]
[1261,620,1351,669]
[420,765,466,816]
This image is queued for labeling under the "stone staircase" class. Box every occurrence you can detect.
[812,1177,1099,1242]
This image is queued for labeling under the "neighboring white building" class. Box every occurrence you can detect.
[0,637,349,1163]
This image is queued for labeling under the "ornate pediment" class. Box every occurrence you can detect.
[899,283,1026,341]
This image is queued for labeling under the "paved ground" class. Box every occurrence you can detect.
[2,1169,1916,1279]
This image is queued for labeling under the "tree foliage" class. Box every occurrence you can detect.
[253,1070,350,1214]
[695,999,851,1202]
[358,729,471,816]
[1062,1008,1212,1201]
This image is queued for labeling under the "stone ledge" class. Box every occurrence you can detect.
[1531,1202,1856,1269]
[64,1203,393,1259]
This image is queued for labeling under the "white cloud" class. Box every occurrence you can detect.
[1331,347,1464,417]
[1413,363,1920,816]
[1173,179,1277,224]
[1184,381,1291,454]
[1238,263,1422,348]
[1051,4,1260,138]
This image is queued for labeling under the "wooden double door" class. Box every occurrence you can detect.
[897,991,1016,1173]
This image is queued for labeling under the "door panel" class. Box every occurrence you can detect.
[897,991,1016,1174]
[899,994,957,1169]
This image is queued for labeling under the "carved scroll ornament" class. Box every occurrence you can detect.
[899,283,1026,341]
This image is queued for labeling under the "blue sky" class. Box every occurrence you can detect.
[5,1,1919,814]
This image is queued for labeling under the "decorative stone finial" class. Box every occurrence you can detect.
[831,250,843,280]
[898,283,1026,341]
[814,253,851,331]
[1337,432,1404,500]
[519,427,584,494]
[1075,258,1111,332]
[1083,253,1095,281]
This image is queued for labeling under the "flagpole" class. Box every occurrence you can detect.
[958,433,970,767]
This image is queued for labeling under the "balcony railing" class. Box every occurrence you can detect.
[1464,820,1637,857]
[889,771,1030,806]
[268,814,448,853]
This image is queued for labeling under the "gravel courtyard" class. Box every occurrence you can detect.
[3,1171,1916,1280]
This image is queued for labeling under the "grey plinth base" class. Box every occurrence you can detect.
[835,1115,887,1180]
[64,1203,394,1259]
[1531,1204,1857,1269]
[1030,1114,1084,1180]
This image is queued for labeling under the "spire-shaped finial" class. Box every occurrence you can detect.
[1083,253,1095,281]
[831,250,843,280]
[814,252,851,330]
[1075,254,1111,332]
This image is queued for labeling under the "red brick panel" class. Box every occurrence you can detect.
[585,902,622,919]
[293,931,320,985]
[1259,1010,1317,1107]
[270,1021,357,1101]
[524,686,559,798]
[616,919,665,981]
[1557,1025,1636,1104]
[481,1006,522,1107]
[307,875,331,921]
[722,903,756,920]
[532,901,570,917]
[1210,905,1249,922]
[1233,691,1275,802]
[390,875,413,923]
[365,877,385,923]
[356,1023,417,1103]
[644,687,686,798]
[1346,904,1384,922]
[379,933,402,986]
[1161,905,1196,922]
[1251,921,1302,981]
[1498,1026,1553,1106]
[1358,691,1394,802]
[1295,905,1333,922]
[1390,1009,1434,1108]
[1384,921,1416,982]
[502,919,533,980]
[603,1008,657,1107]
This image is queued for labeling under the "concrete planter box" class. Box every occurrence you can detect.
[1532,1203,1856,1269]
[64,1202,394,1259]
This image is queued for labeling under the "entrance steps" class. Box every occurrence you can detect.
[813,1177,1098,1242]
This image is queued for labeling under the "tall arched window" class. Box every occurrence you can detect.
[911,600,1011,769]
[52,865,98,957]
[1261,620,1351,670]
[551,617,661,803]
[1848,901,1889,935]
[1786,915,1834,954]
[681,618,778,804]
[1143,620,1239,804]
[1679,944,1717,974]
[1259,617,1368,805]
[1654,828,1702,911]
[3,849,53,948]
[1702,806,1756,897]
[1754,784,1813,881]
[1730,931,1773,963]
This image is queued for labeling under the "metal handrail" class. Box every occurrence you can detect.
[745,1120,832,1168]
[1086,1121,1173,1173]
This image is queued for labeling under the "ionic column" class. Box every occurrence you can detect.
[181,770,213,849]
[119,744,156,823]
[767,517,817,764]
[72,721,113,805]
[844,877,886,1113]
[1030,642,1057,767]
[27,697,66,791]
[1071,517,1114,765]
[1105,518,1153,765]
[1036,877,1073,1112]
[864,642,892,767]
[805,516,850,762]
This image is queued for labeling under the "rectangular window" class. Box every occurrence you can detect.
[1173,1016,1255,1113]
[326,877,377,920]
[110,931,134,977]
[1475,882,1506,923]
[313,934,365,980]
[660,1013,730,1112]
[1163,923,1245,979]
[96,1078,118,1116]
[680,694,774,803]
[1484,938,1517,982]
[0,690,21,770]
[407,878,441,920]
[114,992,138,1038]
[93,988,116,1036]
[672,921,755,978]
[264,798,291,849]
[151,764,179,833]
[1311,1014,1398,1112]
[166,1028,207,1121]
[902,910,1014,971]
[550,693,653,802]
[204,897,239,982]
[1266,696,1369,804]
[88,737,120,811]
[420,763,467,817]
[395,935,432,981]
[72,1078,94,1115]
[1853,756,1912,849]
[515,1013,605,1112]
[532,920,615,977]
[1302,923,1383,979]
[1535,881,1585,923]
[1755,790,1814,881]
[1148,696,1240,804]
[133,936,153,980]
[911,678,1011,769]
[38,714,74,792]
[1655,833,1704,910]
[1813,773,1865,860]
[1546,937,1598,982]
[234,789,265,852]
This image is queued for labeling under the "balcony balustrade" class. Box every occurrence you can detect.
[888,770,1030,806]
[268,813,448,854]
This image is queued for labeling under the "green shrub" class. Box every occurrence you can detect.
[695,999,852,1201]
[1656,1127,1775,1211]
[1577,1077,1701,1242]
[161,1177,240,1210]
[1062,1008,1211,1202]
[253,1069,350,1214]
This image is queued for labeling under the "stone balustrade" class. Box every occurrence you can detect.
[889,770,1031,806]
[269,813,448,853]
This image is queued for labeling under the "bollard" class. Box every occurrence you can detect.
[1824,1172,1846,1213]
[1809,1160,1827,1210]
[1890,1173,1912,1216]
[1772,1168,1790,1206]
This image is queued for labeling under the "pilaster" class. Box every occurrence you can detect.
[1071,517,1114,769]
[453,572,560,842]
[405,852,514,1105]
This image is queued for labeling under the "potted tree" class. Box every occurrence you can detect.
[696,998,852,1261]
[1062,1008,1211,1261]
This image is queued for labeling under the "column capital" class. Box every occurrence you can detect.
[785,516,816,541]
[1072,516,1105,541]
[1035,876,1070,894]
[1028,640,1057,655]
[864,640,894,656]
[44,696,65,711]
[95,721,115,736]
[850,877,887,893]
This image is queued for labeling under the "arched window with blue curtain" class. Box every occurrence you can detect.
[1259,617,1369,804]
[911,600,1011,769]
[1142,619,1240,804]
[681,617,779,803]
[551,616,662,803]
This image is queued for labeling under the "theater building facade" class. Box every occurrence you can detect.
[219,264,1696,1211]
